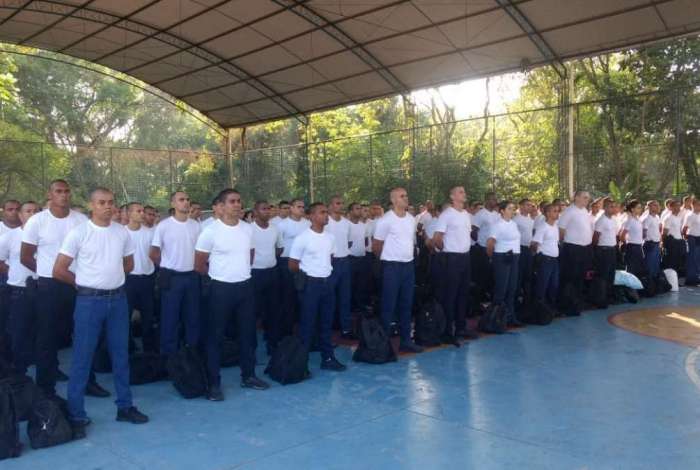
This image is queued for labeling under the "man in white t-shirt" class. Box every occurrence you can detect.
[471,192,499,301]
[593,199,619,300]
[251,200,282,354]
[0,199,21,362]
[641,200,662,280]
[433,186,477,344]
[21,179,108,399]
[270,200,290,226]
[53,188,148,439]
[150,191,201,356]
[662,199,684,274]
[373,188,423,353]
[125,202,157,353]
[143,205,157,228]
[195,189,269,401]
[0,201,39,375]
[201,196,224,230]
[276,198,310,337]
[513,198,535,303]
[558,190,593,311]
[682,198,700,285]
[365,200,383,299]
[325,195,353,338]
[347,202,370,313]
[289,202,346,371]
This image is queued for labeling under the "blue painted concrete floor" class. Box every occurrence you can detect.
[6,289,700,470]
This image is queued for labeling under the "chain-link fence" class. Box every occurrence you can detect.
[1,88,697,209]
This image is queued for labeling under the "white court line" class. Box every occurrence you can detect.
[684,345,700,393]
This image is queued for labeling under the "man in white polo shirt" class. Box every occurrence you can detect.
[373,187,423,353]
[195,189,269,401]
[558,190,593,312]
[290,202,346,371]
[433,186,477,344]
[21,179,108,399]
[251,200,281,355]
[150,191,201,356]
[326,195,353,339]
[53,187,148,439]
[125,202,157,353]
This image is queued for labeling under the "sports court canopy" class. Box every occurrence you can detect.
[0,0,698,128]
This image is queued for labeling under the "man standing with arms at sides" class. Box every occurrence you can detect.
[326,195,353,339]
[433,186,478,345]
[593,199,619,304]
[21,179,108,400]
[54,188,148,439]
[471,192,500,301]
[202,196,224,231]
[558,190,594,309]
[289,203,346,371]
[662,199,684,274]
[373,188,424,353]
[251,200,282,355]
[0,201,39,373]
[514,198,535,303]
[347,202,369,313]
[195,189,269,401]
[642,200,662,281]
[271,200,290,226]
[125,202,157,353]
[276,198,310,336]
[143,205,157,228]
[366,200,383,300]
[150,191,201,356]
[0,199,21,361]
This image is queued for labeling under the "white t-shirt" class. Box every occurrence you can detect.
[641,214,661,242]
[683,211,700,237]
[594,215,618,247]
[195,219,252,283]
[622,216,643,244]
[201,217,216,230]
[325,216,351,258]
[60,221,134,290]
[559,206,593,246]
[270,216,285,226]
[489,218,521,254]
[472,208,500,247]
[373,210,415,262]
[424,218,442,253]
[348,220,367,257]
[513,213,534,246]
[22,209,88,278]
[251,221,279,270]
[662,213,682,240]
[417,211,433,228]
[0,222,17,237]
[0,228,37,287]
[277,217,311,257]
[127,226,155,275]
[289,228,335,278]
[532,221,559,257]
[434,207,471,254]
[151,216,200,272]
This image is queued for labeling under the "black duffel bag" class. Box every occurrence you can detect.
[265,336,309,385]
[27,398,72,449]
[1,374,39,422]
[130,353,168,385]
[478,303,507,334]
[166,346,208,399]
[414,299,446,347]
[353,315,397,364]
[0,381,21,460]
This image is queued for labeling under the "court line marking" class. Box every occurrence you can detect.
[685,346,700,393]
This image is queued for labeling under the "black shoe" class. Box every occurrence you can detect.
[399,341,424,353]
[241,376,270,390]
[508,319,525,328]
[71,422,87,440]
[455,329,479,340]
[116,406,149,424]
[441,334,461,348]
[55,368,68,382]
[206,385,225,401]
[86,381,110,398]
[320,356,347,371]
[341,331,358,340]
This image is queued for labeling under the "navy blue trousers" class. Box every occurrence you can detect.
[159,270,200,355]
[438,252,471,335]
[643,241,661,280]
[125,274,157,353]
[298,276,335,360]
[492,253,520,322]
[252,267,280,351]
[534,254,559,305]
[330,257,352,332]
[380,261,414,342]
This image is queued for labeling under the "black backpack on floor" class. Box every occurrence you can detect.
[520,299,555,326]
[166,346,208,399]
[588,277,609,309]
[1,374,39,422]
[27,398,72,449]
[478,303,507,334]
[0,382,21,460]
[130,353,168,385]
[558,283,583,316]
[265,336,309,385]
[220,338,240,368]
[353,316,397,364]
[414,299,446,347]
[656,274,672,294]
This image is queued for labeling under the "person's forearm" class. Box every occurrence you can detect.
[54,269,75,287]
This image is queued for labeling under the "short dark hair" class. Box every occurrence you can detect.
[308,202,325,214]
[217,188,241,204]
[144,205,156,211]
[20,200,38,211]
[497,200,513,212]
[2,199,20,209]
[518,198,530,206]
[625,199,641,212]
[127,202,143,212]
[170,190,188,202]
[290,197,304,206]
[279,200,289,206]
[348,202,361,211]
[49,179,69,189]
[89,187,113,202]
[254,200,269,211]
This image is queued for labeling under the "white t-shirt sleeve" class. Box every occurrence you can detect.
[0,234,9,262]
[276,225,284,249]
[373,217,389,241]
[329,233,337,256]
[195,227,214,253]
[123,231,136,257]
[434,211,448,233]
[151,223,163,248]
[22,216,40,245]
[532,226,544,245]
[59,227,81,259]
[558,208,571,230]
[289,233,305,261]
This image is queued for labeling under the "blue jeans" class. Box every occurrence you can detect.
[330,257,352,332]
[438,252,471,334]
[206,280,256,383]
[492,253,520,322]
[159,270,200,355]
[686,236,700,284]
[380,261,414,342]
[534,254,559,305]
[298,276,335,360]
[68,292,132,421]
[643,241,661,280]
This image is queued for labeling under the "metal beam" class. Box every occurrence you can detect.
[494,0,567,78]
[18,0,97,45]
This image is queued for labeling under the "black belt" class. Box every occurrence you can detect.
[306,275,331,282]
[160,268,195,276]
[596,246,616,250]
[76,286,125,297]
[644,240,660,245]
[381,260,413,265]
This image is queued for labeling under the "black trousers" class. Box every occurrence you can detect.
[0,275,10,362]
[125,274,157,353]
[277,258,297,337]
[560,243,590,302]
[624,244,646,279]
[471,244,493,302]
[594,246,617,297]
[663,236,684,274]
[350,255,370,311]
[252,267,280,352]
[437,252,471,334]
[8,285,34,373]
[518,246,534,301]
